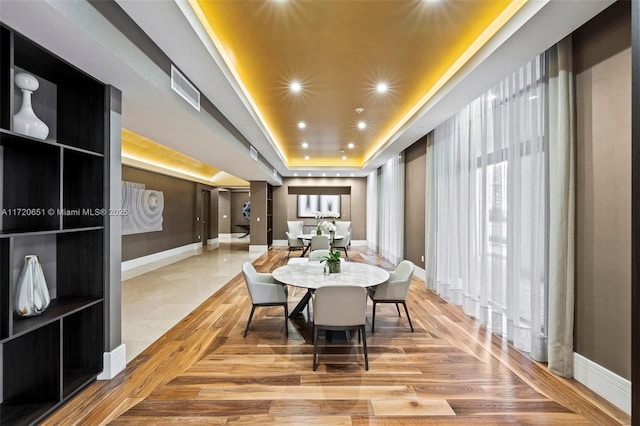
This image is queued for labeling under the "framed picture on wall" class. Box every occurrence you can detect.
[297,194,341,217]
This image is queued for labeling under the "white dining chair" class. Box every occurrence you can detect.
[308,249,330,262]
[333,221,351,259]
[286,220,305,258]
[242,262,289,337]
[367,260,415,333]
[310,235,330,251]
[312,285,368,371]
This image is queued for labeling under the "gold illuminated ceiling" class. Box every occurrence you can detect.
[189,0,524,168]
[121,129,249,187]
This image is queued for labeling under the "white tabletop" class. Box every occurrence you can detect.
[298,233,344,240]
[273,262,389,290]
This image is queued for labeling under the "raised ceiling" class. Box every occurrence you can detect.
[189,0,523,168]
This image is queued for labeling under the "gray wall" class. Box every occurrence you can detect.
[574,1,631,379]
[231,190,250,234]
[218,190,231,233]
[121,166,215,261]
[273,177,367,240]
[404,135,427,269]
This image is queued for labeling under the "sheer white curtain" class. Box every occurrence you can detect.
[378,155,405,264]
[429,54,548,359]
[366,170,378,252]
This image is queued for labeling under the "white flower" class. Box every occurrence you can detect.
[321,221,337,232]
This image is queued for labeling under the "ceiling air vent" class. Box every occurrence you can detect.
[249,145,258,161]
[171,64,200,111]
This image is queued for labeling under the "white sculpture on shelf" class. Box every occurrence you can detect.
[14,255,51,317]
[13,72,49,140]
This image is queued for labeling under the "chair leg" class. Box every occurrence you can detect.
[371,302,377,333]
[287,247,292,258]
[342,247,349,259]
[284,303,289,337]
[402,302,414,332]
[313,326,319,371]
[244,305,256,337]
[361,325,369,371]
[396,303,401,316]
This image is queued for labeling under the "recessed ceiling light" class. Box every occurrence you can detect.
[351,173,355,177]
[298,121,306,129]
[304,155,309,160]
[290,80,301,93]
[376,82,388,93]
[336,173,340,176]
[302,142,308,148]
[308,173,312,177]
[342,155,347,160]
[357,121,366,130]
[348,142,354,149]
[322,173,326,177]
[293,172,298,176]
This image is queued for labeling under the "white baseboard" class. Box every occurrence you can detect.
[273,239,288,247]
[121,243,201,272]
[207,238,219,248]
[249,245,268,254]
[573,352,630,414]
[97,344,126,380]
[351,240,367,247]
[413,265,426,282]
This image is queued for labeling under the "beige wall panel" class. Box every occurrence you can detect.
[575,47,631,379]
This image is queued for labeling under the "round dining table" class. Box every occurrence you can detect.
[273,261,390,319]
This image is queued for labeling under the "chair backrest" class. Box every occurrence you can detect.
[310,235,330,251]
[309,249,330,261]
[242,262,283,304]
[372,260,415,301]
[334,221,351,237]
[313,285,367,326]
[287,220,304,236]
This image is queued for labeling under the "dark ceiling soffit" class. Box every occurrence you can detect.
[287,186,351,195]
[87,0,277,173]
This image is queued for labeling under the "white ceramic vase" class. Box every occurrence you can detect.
[13,72,49,140]
[14,255,51,317]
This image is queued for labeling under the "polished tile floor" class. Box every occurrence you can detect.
[121,238,260,362]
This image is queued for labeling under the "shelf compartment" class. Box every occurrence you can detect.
[0,27,10,130]
[10,297,102,340]
[2,322,60,404]
[62,150,104,229]
[0,239,9,340]
[57,230,104,298]
[11,30,105,154]
[0,401,57,426]
[62,302,103,398]
[1,132,60,232]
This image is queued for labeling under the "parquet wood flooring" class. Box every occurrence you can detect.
[42,248,630,425]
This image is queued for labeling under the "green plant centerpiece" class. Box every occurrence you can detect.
[321,248,342,273]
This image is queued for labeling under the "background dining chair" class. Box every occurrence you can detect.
[310,235,330,251]
[333,221,351,259]
[242,262,289,337]
[312,285,368,371]
[286,220,305,258]
[367,260,415,333]
[308,249,330,262]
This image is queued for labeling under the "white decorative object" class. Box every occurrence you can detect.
[13,72,49,140]
[122,181,164,235]
[14,255,51,317]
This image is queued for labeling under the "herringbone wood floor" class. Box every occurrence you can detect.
[42,247,630,425]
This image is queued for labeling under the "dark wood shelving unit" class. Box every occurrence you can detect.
[0,23,108,425]
[267,184,273,247]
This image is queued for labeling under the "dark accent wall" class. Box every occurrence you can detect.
[273,177,367,240]
[404,135,427,269]
[574,0,631,380]
[250,182,268,245]
[218,190,231,233]
[230,190,250,234]
[121,166,216,261]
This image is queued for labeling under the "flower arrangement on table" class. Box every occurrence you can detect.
[314,211,340,234]
[320,247,342,273]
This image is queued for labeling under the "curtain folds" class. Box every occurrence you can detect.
[428,54,549,359]
[547,36,576,378]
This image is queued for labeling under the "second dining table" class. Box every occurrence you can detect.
[272,261,390,319]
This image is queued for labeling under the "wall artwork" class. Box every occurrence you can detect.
[297,194,341,218]
[122,181,164,235]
